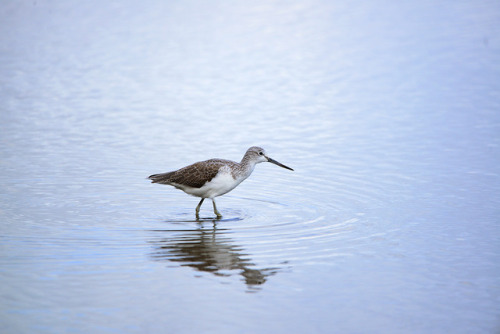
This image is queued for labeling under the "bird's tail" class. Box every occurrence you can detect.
[148,171,174,184]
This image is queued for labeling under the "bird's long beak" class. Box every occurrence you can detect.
[266,156,294,171]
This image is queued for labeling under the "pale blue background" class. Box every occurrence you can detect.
[1,1,499,333]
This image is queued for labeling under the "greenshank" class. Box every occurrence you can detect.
[148,146,293,218]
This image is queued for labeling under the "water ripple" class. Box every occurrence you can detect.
[146,186,373,291]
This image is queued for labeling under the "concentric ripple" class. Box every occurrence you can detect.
[147,154,407,289]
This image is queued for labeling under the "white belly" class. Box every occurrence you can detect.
[174,168,245,199]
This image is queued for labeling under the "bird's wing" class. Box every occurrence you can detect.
[150,159,231,188]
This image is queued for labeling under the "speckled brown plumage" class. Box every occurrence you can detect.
[148,159,237,188]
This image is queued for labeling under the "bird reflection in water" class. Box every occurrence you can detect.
[149,220,282,291]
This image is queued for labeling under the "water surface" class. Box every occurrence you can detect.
[1,0,499,333]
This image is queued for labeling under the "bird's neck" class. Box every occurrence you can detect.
[237,155,257,179]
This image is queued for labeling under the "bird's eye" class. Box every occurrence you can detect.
[259,152,263,155]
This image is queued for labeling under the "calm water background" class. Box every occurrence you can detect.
[1,0,499,333]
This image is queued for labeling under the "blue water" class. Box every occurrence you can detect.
[1,0,499,333]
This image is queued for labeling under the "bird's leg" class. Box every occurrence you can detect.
[195,198,205,217]
[211,199,222,218]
